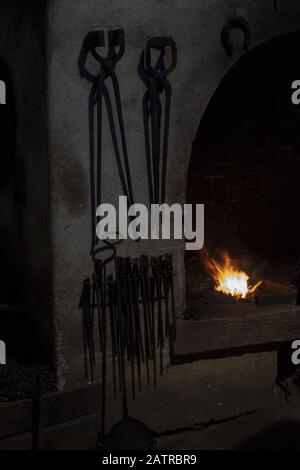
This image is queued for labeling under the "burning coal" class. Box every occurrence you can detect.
[201,250,262,299]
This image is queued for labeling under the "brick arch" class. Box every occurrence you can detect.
[184,27,300,177]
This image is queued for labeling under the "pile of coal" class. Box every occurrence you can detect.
[0,358,57,401]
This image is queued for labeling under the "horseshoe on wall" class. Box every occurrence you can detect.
[221,15,250,56]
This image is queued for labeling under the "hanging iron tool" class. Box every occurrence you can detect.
[160,255,170,339]
[93,259,109,438]
[140,37,177,205]
[79,278,95,382]
[151,257,164,376]
[107,274,118,394]
[92,242,119,440]
[139,255,152,385]
[118,257,137,400]
[79,29,135,254]
[165,253,176,340]
[79,28,135,435]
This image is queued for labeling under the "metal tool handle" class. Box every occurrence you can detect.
[88,30,106,66]
[146,36,177,77]
[108,29,125,61]
[89,29,125,66]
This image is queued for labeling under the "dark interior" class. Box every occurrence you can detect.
[0,58,18,303]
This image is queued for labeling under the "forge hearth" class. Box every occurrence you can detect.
[178,31,300,364]
[178,255,300,361]
[182,31,300,360]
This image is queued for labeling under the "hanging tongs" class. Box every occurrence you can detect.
[79,30,134,255]
[141,36,177,205]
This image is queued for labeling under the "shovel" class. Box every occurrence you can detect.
[106,272,153,450]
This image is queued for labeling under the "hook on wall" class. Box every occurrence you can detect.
[221,15,250,57]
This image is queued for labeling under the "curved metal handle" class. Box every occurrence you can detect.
[146,36,177,77]
[108,29,125,62]
[88,29,125,67]
[88,30,105,63]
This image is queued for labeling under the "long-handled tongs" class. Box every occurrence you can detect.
[140,37,177,205]
[79,29,134,254]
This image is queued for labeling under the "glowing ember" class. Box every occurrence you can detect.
[202,250,262,299]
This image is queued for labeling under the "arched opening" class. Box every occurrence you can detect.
[185,30,300,320]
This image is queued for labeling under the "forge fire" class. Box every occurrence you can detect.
[203,250,263,300]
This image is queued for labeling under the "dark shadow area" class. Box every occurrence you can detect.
[171,341,283,365]
[0,1,54,377]
[235,420,300,450]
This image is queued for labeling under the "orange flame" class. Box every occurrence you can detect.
[201,250,262,299]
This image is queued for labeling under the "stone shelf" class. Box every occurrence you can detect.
[171,303,300,362]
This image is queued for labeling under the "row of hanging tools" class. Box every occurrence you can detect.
[89,253,176,446]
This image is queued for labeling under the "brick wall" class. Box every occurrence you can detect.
[187,32,300,261]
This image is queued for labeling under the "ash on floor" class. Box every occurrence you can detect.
[0,359,57,401]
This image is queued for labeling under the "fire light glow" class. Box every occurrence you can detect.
[203,250,262,299]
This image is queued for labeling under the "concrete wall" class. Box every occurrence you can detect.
[47,0,300,387]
